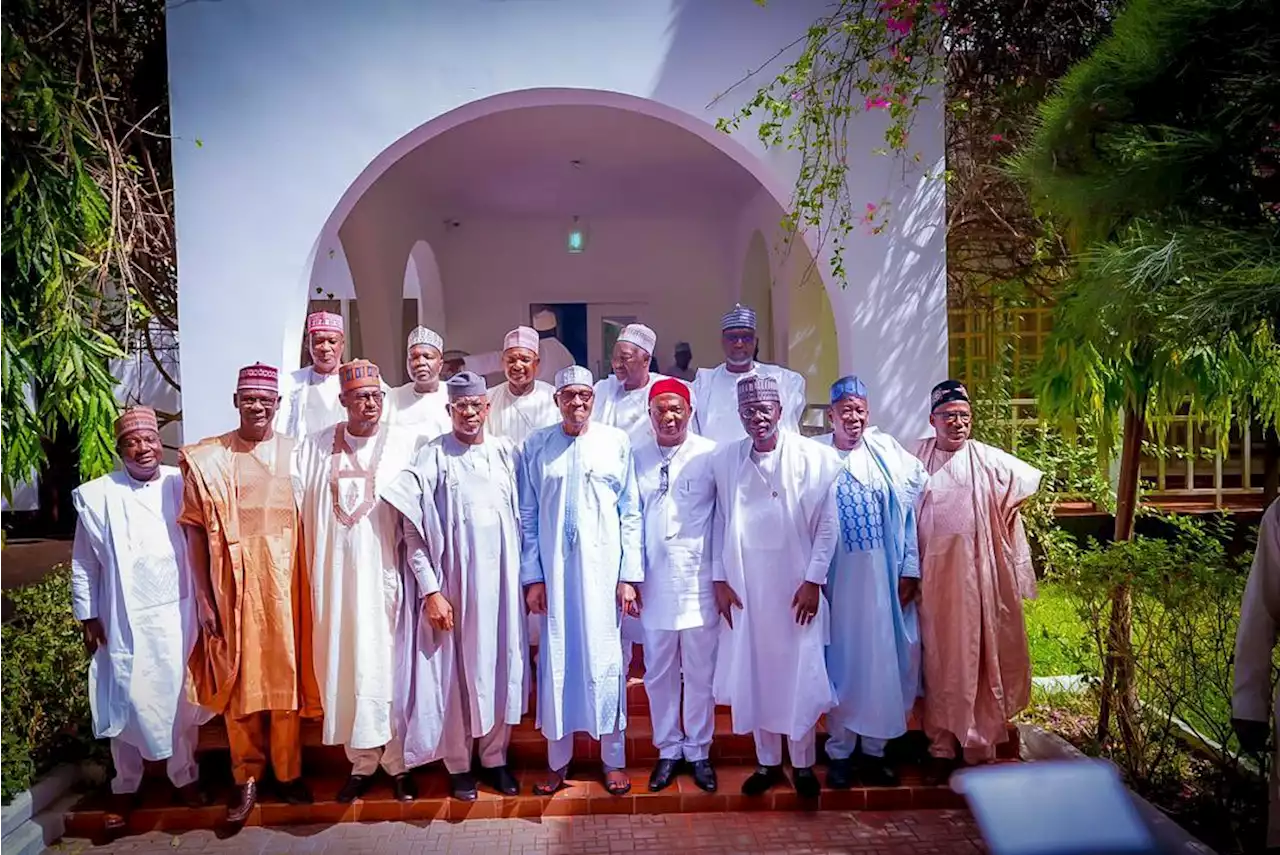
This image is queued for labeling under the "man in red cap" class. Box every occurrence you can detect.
[70,407,207,835]
[180,364,322,822]
[631,378,719,794]
[277,310,349,440]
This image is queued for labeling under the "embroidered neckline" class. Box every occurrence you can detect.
[329,424,389,527]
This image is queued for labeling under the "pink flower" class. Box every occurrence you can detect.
[866,202,879,213]
[885,17,913,35]
[865,96,892,110]
[791,90,805,102]
[990,133,1005,142]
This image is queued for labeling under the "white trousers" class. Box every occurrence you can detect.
[345,731,407,777]
[110,726,200,795]
[824,724,889,760]
[442,723,512,775]
[643,624,718,762]
[754,727,817,769]
[547,730,626,772]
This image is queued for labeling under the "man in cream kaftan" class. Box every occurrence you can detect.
[817,376,929,789]
[385,326,452,441]
[277,311,347,441]
[1232,498,1280,851]
[692,304,806,443]
[912,380,1042,767]
[634,378,720,794]
[712,376,840,799]
[384,371,528,802]
[293,360,420,803]
[487,325,560,449]
[70,407,206,833]
[521,366,643,797]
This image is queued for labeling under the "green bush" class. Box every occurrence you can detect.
[1,564,102,804]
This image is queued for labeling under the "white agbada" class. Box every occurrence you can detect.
[594,374,695,448]
[383,433,529,770]
[1232,497,1280,848]
[692,362,807,444]
[277,367,344,441]
[487,380,560,448]
[385,382,452,441]
[519,422,643,741]
[70,467,203,761]
[711,432,840,739]
[817,429,929,749]
[293,422,418,750]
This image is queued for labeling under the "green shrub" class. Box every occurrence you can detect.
[1,564,103,804]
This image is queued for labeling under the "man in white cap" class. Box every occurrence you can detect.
[486,325,560,449]
[277,310,347,440]
[386,325,451,441]
[531,308,576,384]
[711,375,840,800]
[520,365,643,798]
[592,323,682,446]
[692,304,807,444]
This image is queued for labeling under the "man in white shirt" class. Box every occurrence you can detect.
[633,378,719,794]
[532,308,577,384]
[385,325,451,441]
[692,304,807,444]
[486,325,560,449]
[277,311,347,440]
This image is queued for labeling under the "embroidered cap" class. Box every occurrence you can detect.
[407,326,444,353]
[830,375,869,404]
[237,362,279,394]
[736,375,780,406]
[115,406,159,439]
[306,311,344,336]
[446,371,487,400]
[503,326,540,354]
[649,377,691,405]
[339,360,381,393]
[930,379,970,411]
[617,323,657,355]
[721,303,757,331]
[555,365,594,392]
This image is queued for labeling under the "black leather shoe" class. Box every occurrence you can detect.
[648,758,680,792]
[691,759,717,793]
[450,772,478,801]
[277,778,314,805]
[227,779,258,823]
[336,774,371,804]
[826,757,854,790]
[741,765,784,796]
[858,758,899,787]
[393,773,418,802]
[792,766,821,799]
[485,765,520,796]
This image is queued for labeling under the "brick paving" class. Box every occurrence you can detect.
[52,810,986,854]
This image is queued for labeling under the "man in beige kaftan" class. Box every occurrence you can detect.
[912,380,1042,768]
[294,359,420,803]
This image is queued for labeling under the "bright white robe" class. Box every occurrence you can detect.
[519,423,643,741]
[385,382,452,442]
[1232,498,1280,847]
[293,423,418,750]
[817,429,929,742]
[383,434,529,769]
[277,367,344,441]
[70,467,203,759]
[536,337,577,385]
[592,374,686,448]
[487,380,560,448]
[691,362,807,444]
[711,432,840,739]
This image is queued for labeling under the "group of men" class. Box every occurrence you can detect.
[71,302,1046,831]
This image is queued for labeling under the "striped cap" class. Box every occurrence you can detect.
[721,303,757,331]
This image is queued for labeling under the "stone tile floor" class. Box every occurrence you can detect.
[51,810,986,854]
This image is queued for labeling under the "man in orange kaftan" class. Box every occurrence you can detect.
[181,363,322,823]
[912,380,1041,770]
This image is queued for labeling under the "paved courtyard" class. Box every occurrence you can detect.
[52,810,986,854]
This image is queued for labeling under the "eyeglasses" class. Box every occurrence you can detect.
[560,390,594,403]
[449,401,486,414]
[738,404,776,419]
[939,412,971,424]
[350,391,384,403]
[723,332,755,345]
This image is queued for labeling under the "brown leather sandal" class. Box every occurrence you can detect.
[604,768,631,796]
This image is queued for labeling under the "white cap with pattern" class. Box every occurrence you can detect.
[555,365,594,391]
[407,326,444,352]
[617,323,657,355]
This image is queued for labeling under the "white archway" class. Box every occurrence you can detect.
[404,240,446,335]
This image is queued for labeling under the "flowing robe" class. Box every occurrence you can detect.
[691,362,807,444]
[180,432,321,719]
[519,423,643,741]
[385,383,452,442]
[1232,498,1280,848]
[711,432,840,739]
[383,434,529,769]
[911,438,1042,758]
[71,468,205,758]
[277,367,344,441]
[817,429,928,742]
[487,380,560,448]
[293,423,418,749]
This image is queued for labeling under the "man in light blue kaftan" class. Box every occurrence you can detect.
[520,365,644,797]
[817,376,929,788]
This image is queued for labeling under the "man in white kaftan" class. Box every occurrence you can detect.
[70,407,206,833]
[521,365,643,797]
[385,325,452,441]
[1232,498,1280,851]
[817,376,929,789]
[277,311,348,440]
[293,359,421,803]
[692,304,807,443]
[712,375,840,799]
[532,308,577,384]
[634,378,720,794]
[487,325,560,449]
[385,371,529,802]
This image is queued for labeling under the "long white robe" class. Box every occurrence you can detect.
[592,374,685,448]
[70,467,203,759]
[711,432,840,739]
[383,434,529,770]
[817,429,929,742]
[691,362,807,444]
[385,382,452,443]
[487,380,560,448]
[1232,498,1280,847]
[293,423,418,750]
[519,422,643,741]
[277,367,344,441]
